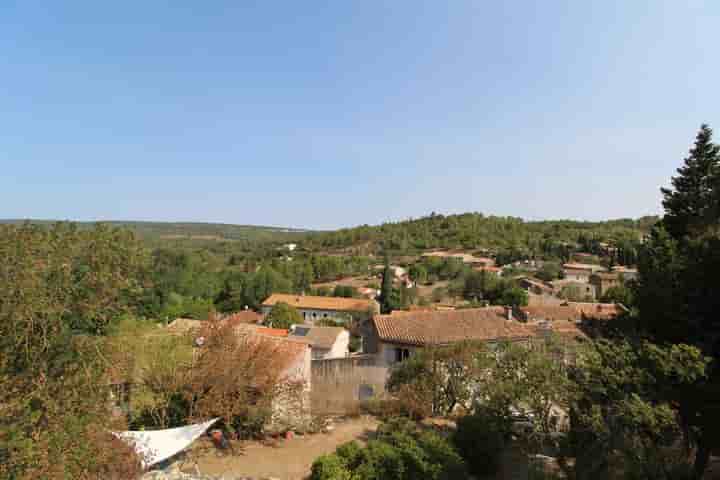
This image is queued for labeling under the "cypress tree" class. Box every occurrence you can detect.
[379,255,395,314]
[661,124,720,239]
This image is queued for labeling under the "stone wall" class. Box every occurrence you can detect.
[311,355,389,415]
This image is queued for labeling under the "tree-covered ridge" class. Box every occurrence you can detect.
[0,219,312,244]
[301,212,658,255]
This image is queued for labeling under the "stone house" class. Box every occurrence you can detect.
[551,279,597,301]
[611,266,638,281]
[260,293,379,326]
[519,277,553,295]
[364,307,534,367]
[289,325,350,360]
[589,272,622,298]
[562,263,605,282]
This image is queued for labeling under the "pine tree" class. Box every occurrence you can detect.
[661,124,720,239]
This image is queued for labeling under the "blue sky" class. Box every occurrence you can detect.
[1,1,718,229]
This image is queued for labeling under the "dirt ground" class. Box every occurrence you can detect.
[186,416,379,480]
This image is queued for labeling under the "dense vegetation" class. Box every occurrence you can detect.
[300,212,656,257]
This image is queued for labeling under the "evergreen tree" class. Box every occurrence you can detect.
[661,124,720,239]
[379,256,395,314]
[634,124,720,478]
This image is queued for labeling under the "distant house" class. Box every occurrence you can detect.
[261,293,379,325]
[289,325,349,360]
[551,279,597,300]
[562,263,605,283]
[365,307,534,366]
[215,310,263,325]
[589,272,622,298]
[473,265,503,277]
[611,266,638,281]
[519,277,553,295]
[421,251,494,266]
[514,302,624,325]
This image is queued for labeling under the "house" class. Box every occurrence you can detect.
[550,279,597,300]
[261,293,379,325]
[513,302,625,327]
[562,263,605,283]
[589,272,622,298]
[356,286,379,299]
[365,307,534,367]
[289,325,349,360]
[473,265,503,277]
[611,266,638,281]
[519,277,553,295]
[421,251,493,266]
[214,309,263,325]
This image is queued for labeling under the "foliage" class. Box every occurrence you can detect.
[300,212,655,257]
[378,257,396,314]
[0,223,147,479]
[600,284,634,307]
[566,340,708,480]
[633,124,720,478]
[387,342,485,418]
[264,302,303,329]
[333,284,358,298]
[453,409,510,476]
[660,124,720,239]
[185,320,305,438]
[536,261,562,281]
[310,419,468,480]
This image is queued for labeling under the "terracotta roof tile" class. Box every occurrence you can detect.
[290,326,345,350]
[373,307,533,346]
[262,293,376,312]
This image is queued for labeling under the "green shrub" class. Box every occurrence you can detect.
[310,453,351,480]
[310,419,468,480]
[453,411,509,476]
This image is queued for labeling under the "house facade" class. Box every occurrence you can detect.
[261,293,379,326]
[289,325,350,360]
[589,272,622,298]
[364,307,534,367]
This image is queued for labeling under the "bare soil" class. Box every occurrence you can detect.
[188,416,379,480]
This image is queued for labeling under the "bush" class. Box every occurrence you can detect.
[453,410,509,477]
[310,419,468,480]
[310,453,351,480]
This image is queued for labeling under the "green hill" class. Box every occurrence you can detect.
[300,212,659,256]
[0,219,312,245]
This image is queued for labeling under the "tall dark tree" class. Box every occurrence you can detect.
[661,124,720,239]
[634,124,720,478]
[378,256,395,314]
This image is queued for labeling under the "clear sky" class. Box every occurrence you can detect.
[2,1,718,229]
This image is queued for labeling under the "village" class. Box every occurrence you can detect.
[120,249,634,479]
[3,2,719,479]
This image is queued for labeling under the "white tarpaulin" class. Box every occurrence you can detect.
[114,418,219,467]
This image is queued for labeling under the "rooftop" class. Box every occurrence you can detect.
[290,325,346,350]
[373,307,533,346]
[262,293,376,312]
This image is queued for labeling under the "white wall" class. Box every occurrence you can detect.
[327,330,350,359]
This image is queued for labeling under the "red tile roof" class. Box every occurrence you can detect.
[373,307,533,346]
[262,293,376,312]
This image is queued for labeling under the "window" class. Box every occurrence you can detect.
[395,348,411,363]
